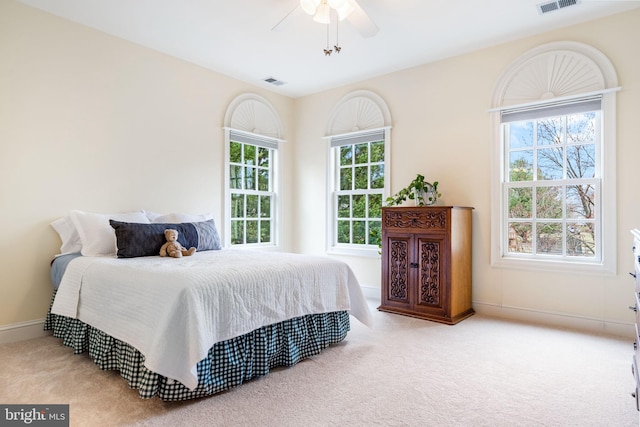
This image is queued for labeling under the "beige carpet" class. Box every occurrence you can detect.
[0,301,638,427]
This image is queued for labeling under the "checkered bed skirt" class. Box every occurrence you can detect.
[44,292,350,401]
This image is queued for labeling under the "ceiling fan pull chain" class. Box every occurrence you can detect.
[324,21,333,56]
[334,17,341,53]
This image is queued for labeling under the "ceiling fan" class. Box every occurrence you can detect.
[272,0,379,53]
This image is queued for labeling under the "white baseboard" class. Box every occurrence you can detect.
[0,319,50,345]
[366,287,634,337]
[473,301,635,338]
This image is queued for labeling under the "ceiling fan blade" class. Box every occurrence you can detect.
[271,4,301,32]
[346,0,379,38]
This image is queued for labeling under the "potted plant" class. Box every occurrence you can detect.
[385,174,441,206]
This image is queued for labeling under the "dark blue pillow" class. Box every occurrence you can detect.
[110,219,222,258]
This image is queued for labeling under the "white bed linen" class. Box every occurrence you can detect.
[51,249,372,390]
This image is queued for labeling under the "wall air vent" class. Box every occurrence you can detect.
[263,77,286,86]
[537,0,580,14]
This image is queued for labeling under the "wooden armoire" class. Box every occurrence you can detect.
[378,206,474,325]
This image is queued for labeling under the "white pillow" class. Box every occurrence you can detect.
[70,210,150,257]
[150,212,214,224]
[142,209,162,222]
[50,216,82,255]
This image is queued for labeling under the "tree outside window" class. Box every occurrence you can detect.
[229,140,274,246]
[334,138,384,248]
[505,109,599,259]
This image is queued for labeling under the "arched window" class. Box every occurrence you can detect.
[325,90,392,256]
[223,94,284,247]
[490,41,619,273]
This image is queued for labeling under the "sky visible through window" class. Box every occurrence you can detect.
[505,111,598,258]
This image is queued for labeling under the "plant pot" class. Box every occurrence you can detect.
[414,188,438,206]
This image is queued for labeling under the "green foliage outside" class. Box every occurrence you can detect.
[507,112,597,257]
[337,141,384,247]
[229,140,273,245]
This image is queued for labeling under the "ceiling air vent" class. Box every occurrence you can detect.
[538,0,580,14]
[263,77,286,86]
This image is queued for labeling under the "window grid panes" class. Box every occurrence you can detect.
[335,139,384,247]
[229,140,274,246]
[504,110,600,260]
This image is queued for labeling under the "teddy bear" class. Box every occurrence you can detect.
[159,229,196,258]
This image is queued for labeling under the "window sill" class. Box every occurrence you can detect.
[327,246,381,258]
[491,256,615,276]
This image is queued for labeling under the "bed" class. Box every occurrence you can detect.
[46,210,372,401]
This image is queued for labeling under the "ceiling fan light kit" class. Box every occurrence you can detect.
[300,0,319,15]
[331,0,355,21]
[302,0,354,21]
[312,3,331,24]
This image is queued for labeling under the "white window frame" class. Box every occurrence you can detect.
[323,90,392,257]
[223,93,284,250]
[326,128,390,257]
[491,91,617,274]
[224,128,282,248]
[489,41,620,276]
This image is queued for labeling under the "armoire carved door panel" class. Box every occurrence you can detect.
[414,235,448,318]
[388,237,410,303]
[417,238,441,307]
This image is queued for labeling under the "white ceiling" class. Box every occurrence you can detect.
[17,0,640,98]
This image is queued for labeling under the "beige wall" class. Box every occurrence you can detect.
[294,10,640,333]
[0,1,295,327]
[2,0,639,336]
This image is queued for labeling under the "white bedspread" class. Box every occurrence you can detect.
[51,249,372,390]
